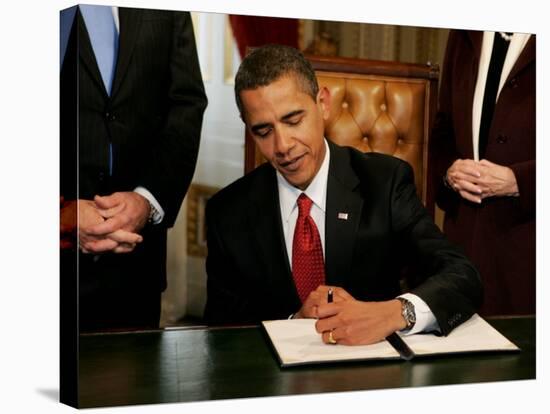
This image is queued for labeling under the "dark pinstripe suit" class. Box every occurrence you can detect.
[60,7,207,331]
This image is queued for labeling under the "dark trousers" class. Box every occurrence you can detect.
[65,249,163,332]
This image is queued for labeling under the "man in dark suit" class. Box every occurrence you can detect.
[204,44,482,345]
[60,6,207,331]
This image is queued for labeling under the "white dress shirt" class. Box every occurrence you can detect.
[277,139,438,334]
[134,186,165,224]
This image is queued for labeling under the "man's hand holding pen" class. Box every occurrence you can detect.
[293,285,407,346]
[292,285,353,319]
[316,298,406,346]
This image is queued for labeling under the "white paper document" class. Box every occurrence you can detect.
[262,314,519,367]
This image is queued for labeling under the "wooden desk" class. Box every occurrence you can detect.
[78,316,535,408]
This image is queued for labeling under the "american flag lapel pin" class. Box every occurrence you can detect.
[337,212,349,220]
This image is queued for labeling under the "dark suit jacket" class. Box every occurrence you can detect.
[204,142,482,335]
[60,8,207,330]
[429,30,535,315]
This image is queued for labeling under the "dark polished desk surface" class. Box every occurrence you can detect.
[78,316,535,408]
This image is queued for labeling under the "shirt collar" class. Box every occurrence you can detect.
[277,139,330,223]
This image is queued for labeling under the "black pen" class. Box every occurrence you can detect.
[327,288,333,303]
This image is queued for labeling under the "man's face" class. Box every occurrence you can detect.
[240,75,330,190]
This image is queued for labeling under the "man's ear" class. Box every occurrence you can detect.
[317,86,331,121]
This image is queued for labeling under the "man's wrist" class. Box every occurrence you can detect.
[505,167,520,197]
[443,172,454,190]
[133,187,164,224]
[147,200,161,224]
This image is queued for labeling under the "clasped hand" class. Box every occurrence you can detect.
[445,159,519,203]
[295,285,406,346]
[60,192,150,254]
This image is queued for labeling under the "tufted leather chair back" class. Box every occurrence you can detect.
[244,55,439,211]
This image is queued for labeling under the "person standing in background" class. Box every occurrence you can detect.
[60,5,207,331]
[430,30,535,316]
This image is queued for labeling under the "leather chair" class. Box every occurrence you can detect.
[244,55,439,213]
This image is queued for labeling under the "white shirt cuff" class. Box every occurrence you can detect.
[134,186,164,224]
[398,293,440,335]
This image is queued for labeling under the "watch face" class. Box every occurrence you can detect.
[408,305,416,321]
[400,298,415,328]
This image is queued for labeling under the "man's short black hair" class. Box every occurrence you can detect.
[234,44,319,118]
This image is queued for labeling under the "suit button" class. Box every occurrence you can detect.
[98,172,105,181]
[497,135,509,144]
[509,78,518,88]
[105,112,116,122]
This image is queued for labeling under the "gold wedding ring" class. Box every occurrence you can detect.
[328,330,337,345]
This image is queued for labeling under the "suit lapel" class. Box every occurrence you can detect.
[247,166,301,309]
[506,35,535,82]
[466,31,535,83]
[461,30,484,159]
[111,8,143,98]
[466,30,483,67]
[325,142,363,287]
[247,144,364,306]
[77,7,143,98]
[77,8,107,96]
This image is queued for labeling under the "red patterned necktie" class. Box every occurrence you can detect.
[292,193,326,303]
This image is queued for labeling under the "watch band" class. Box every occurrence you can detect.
[147,201,161,224]
[398,297,416,330]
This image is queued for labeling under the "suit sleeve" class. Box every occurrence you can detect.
[140,12,207,227]
[510,159,535,218]
[429,29,461,215]
[391,160,483,335]
[203,198,257,325]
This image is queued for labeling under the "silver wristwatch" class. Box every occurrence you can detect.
[147,201,161,224]
[398,297,416,330]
